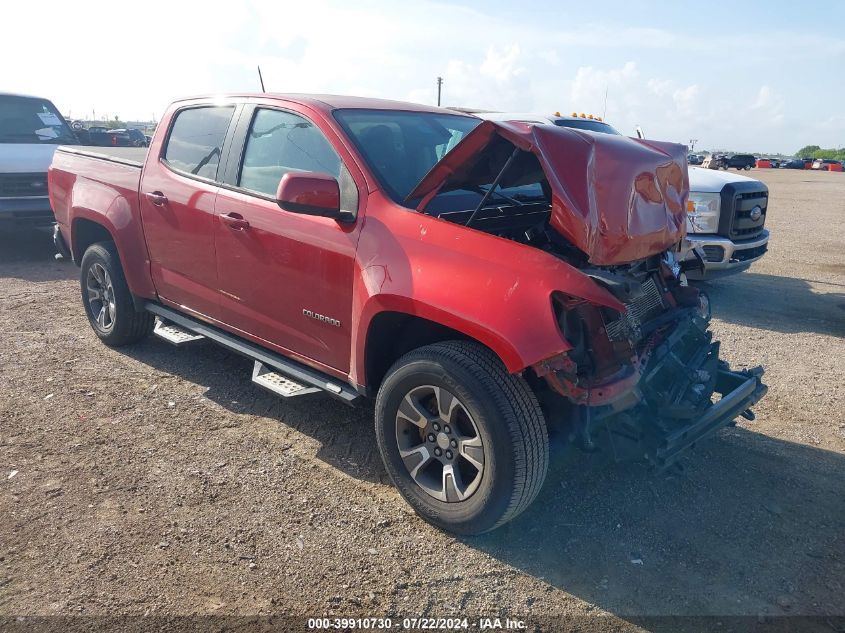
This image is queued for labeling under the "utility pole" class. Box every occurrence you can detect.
[437,76,443,107]
[689,138,698,152]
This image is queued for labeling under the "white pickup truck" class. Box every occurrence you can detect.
[0,92,78,227]
[471,111,770,280]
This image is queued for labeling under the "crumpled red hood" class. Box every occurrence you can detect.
[407,120,689,266]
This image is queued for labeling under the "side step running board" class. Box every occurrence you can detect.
[153,317,205,345]
[252,361,320,398]
[144,302,361,405]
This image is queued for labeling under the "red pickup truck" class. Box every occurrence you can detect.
[49,94,766,534]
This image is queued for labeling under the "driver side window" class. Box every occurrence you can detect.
[239,109,341,195]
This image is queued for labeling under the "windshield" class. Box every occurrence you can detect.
[0,96,77,144]
[553,119,620,135]
[333,109,480,204]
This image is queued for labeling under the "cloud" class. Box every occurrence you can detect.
[672,85,702,118]
[2,0,844,153]
[570,62,641,117]
[480,45,525,82]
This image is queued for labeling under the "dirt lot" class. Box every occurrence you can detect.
[1,168,843,631]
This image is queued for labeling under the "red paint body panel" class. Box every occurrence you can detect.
[349,189,624,382]
[137,113,225,320]
[48,150,156,298]
[276,172,341,212]
[49,93,681,391]
[213,186,360,373]
[409,120,689,266]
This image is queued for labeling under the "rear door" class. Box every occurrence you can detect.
[139,104,239,320]
[212,104,362,374]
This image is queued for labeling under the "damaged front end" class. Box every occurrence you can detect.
[535,255,767,469]
[407,118,766,468]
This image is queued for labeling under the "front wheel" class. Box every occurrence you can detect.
[375,341,549,535]
[80,241,153,346]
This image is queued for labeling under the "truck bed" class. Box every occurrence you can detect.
[55,145,147,168]
[49,144,157,299]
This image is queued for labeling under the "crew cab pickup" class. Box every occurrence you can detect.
[49,94,767,534]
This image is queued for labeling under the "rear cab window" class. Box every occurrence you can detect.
[163,106,235,180]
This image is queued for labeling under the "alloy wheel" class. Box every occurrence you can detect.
[395,385,485,502]
[86,263,116,331]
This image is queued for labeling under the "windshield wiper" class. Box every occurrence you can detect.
[191,146,221,175]
[0,133,38,141]
[471,185,524,208]
[464,147,521,228]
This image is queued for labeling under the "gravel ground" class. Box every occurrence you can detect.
[1,168,843,631]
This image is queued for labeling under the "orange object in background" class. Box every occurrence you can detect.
[756,159,772,168]
[826,162,843,172]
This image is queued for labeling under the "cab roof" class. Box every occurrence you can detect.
[0,91,54,100]
[171,93,457,115]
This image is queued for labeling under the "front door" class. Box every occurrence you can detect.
[139,104,237,320]
[212,106,360,374]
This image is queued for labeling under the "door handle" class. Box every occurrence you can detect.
[220,212,250,231]
[145,191,168,207]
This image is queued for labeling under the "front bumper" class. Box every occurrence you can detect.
[547,312,768,469]
[636,315,767,468]
[682,229,769,279]
[651,365,767,467]
[0,196,55,225]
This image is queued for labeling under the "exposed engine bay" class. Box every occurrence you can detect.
[417,138,766,470]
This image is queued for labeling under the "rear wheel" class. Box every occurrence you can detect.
[375,341,548,535]
[80,242,153,346]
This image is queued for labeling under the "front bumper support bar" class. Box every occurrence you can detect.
[653,366,767,468]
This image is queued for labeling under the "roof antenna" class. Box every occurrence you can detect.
[257,65,266,93]
[603,85,608,120]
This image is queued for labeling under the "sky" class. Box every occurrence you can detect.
[3,0,844,154]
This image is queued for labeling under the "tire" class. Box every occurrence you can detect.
[744,165,752,170]
[375,341,548,535]
[80,241,153,346]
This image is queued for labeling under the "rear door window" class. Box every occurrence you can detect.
[163,106,235,180]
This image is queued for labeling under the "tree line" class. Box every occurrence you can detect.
[795,145,845,160]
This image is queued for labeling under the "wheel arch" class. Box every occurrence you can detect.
[70,214,153,310]
[68,207,157,300]
[358,306,524,393]
[71,216,116,263]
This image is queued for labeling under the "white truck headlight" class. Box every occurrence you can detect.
[686,192,721,233]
